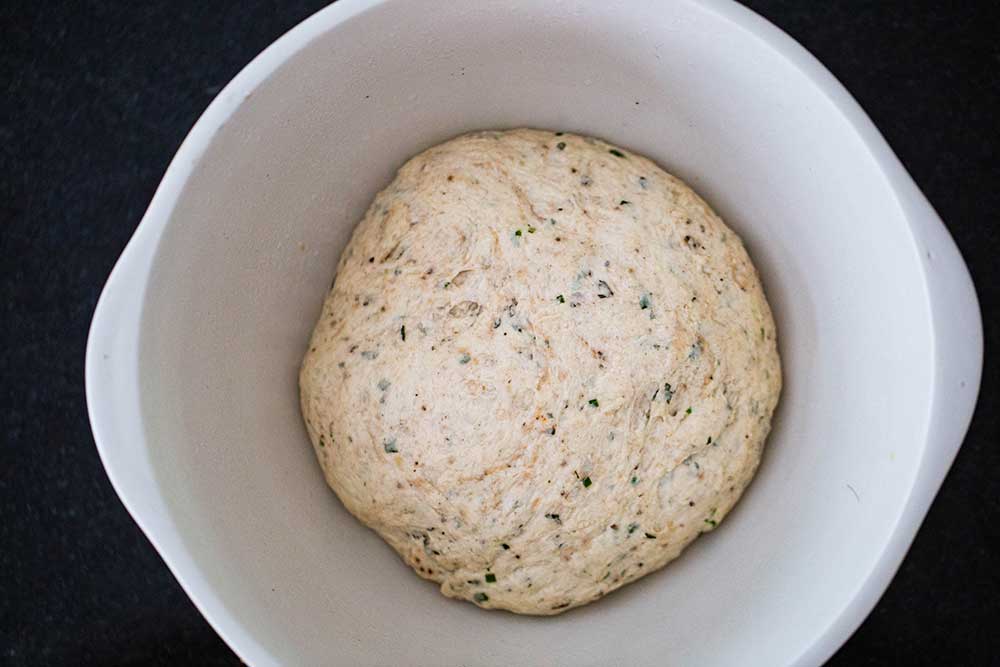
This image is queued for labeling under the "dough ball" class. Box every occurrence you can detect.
[300,129,781,614]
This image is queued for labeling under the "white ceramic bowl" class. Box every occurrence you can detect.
[86,1,982,665]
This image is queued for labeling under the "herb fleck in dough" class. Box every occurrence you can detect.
[300,129,781,614]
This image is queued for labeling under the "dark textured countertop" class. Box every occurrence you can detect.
[2,1,997,664]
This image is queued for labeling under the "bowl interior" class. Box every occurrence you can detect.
[138,1,934,664]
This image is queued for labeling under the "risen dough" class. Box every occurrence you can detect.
[300,129,781,614]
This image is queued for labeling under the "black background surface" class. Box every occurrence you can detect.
[2,1,997,665]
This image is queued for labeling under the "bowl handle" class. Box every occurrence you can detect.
[85,215,164,524]
[897,179,983,468]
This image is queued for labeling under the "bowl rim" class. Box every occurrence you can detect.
[85,1,983,665]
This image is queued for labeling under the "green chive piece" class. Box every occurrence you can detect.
[588,399,599,407]
[383,438,398,453]
[400,325,406,341]
[501,543,510,550]
[527,226,536,233]
[686,407,692,414]
[639,294,651,310]
[485,573,496,583]
[514,229,522,237]
[644,532,657,539]
[474,592,489,602]
[582,476,592,488]
[556,294,565,303]
[609,149,626,158]
[556,142,566,150]
[459,353,471,364]
[627,522,639,534]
